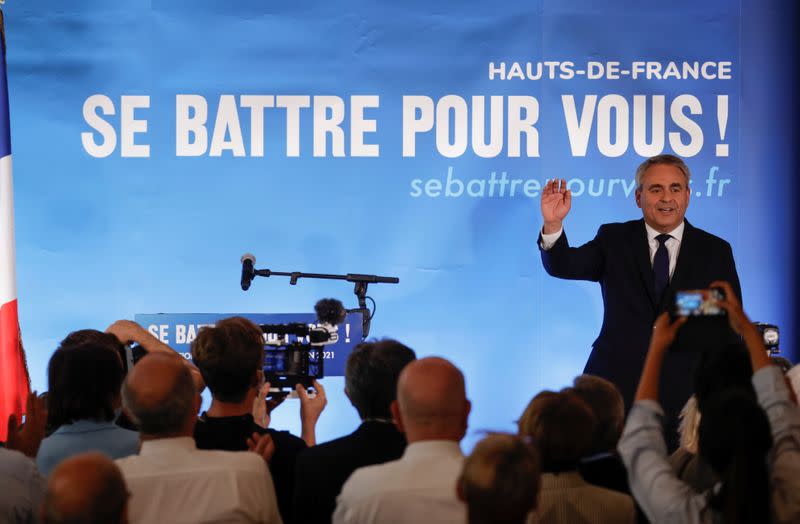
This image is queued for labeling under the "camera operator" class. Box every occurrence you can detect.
[190,316,326,524]
[105,320,205,393]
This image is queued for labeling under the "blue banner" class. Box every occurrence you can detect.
[5,0,795,447]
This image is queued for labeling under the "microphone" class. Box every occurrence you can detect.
[314,298,347,326]
[240,253,256,291]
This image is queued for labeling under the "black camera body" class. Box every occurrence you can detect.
[260,298,345,391]
[261,323,334,390]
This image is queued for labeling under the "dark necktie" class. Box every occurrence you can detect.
[653,233,671,301]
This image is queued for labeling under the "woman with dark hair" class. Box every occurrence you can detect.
[36,331,139,475]
[668,341,757,493]
[619,281,800,524]
[698,389,772,522]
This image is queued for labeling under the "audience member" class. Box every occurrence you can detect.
[9,294,797,524]
[294,339,416,524]
[105,319,207,397]
[0,447,45,523]
[667,341,754,494]
[36,331,139,475]
[457,433,540,524]
[191,316,325,523]
[333,356,470,524]
[519,389,635,524]
[1,392,46,523]
[618,280,800,524]
[116,352,282,523]
[788,363,800,401]
[571,375,629,494]
[42,452,129,524]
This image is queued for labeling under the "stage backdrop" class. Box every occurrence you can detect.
[5,0,795,449]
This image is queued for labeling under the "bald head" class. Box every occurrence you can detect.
[122,353,197,436]
[393,357,470,442]
[43,452,128,524]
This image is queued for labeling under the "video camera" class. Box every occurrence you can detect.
[260,298,346,391]
[121,343,147,374]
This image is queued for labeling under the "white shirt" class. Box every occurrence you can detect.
[643,221,684,280]
[115,437,282,524]
[0,448,45,524]
[333,440,466,524]
[540,221,684,280]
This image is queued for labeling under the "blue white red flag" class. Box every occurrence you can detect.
[0,12,30,443]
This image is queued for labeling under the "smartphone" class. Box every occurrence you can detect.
[673,288,726,317]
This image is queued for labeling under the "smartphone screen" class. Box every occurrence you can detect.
[674,289,725,316]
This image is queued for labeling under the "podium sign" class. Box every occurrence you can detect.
[134,312,364,376]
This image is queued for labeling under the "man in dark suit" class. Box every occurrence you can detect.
[538,155,741,447]
[293,339,416,524]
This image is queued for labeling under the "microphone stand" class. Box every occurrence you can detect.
[248,268,399,338]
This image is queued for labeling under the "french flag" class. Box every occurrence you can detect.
[0,12,30,443]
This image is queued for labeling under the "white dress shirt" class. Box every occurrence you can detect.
[540,221,684,279]
[643,221,684,279]
[0,448,45,524]
[115,437,282,524]
[333,440,466,524]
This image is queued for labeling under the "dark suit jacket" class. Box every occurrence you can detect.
[540,219,741,425]
[293,420,407,524]
[578,453,630,494]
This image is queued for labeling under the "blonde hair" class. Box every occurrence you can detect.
[678,395,701,454]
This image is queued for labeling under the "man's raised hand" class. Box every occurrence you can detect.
[540,178,571,234]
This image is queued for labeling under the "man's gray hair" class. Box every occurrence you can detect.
[571,374,625,453]
[121,363,195,435]
[635,154,691,189]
